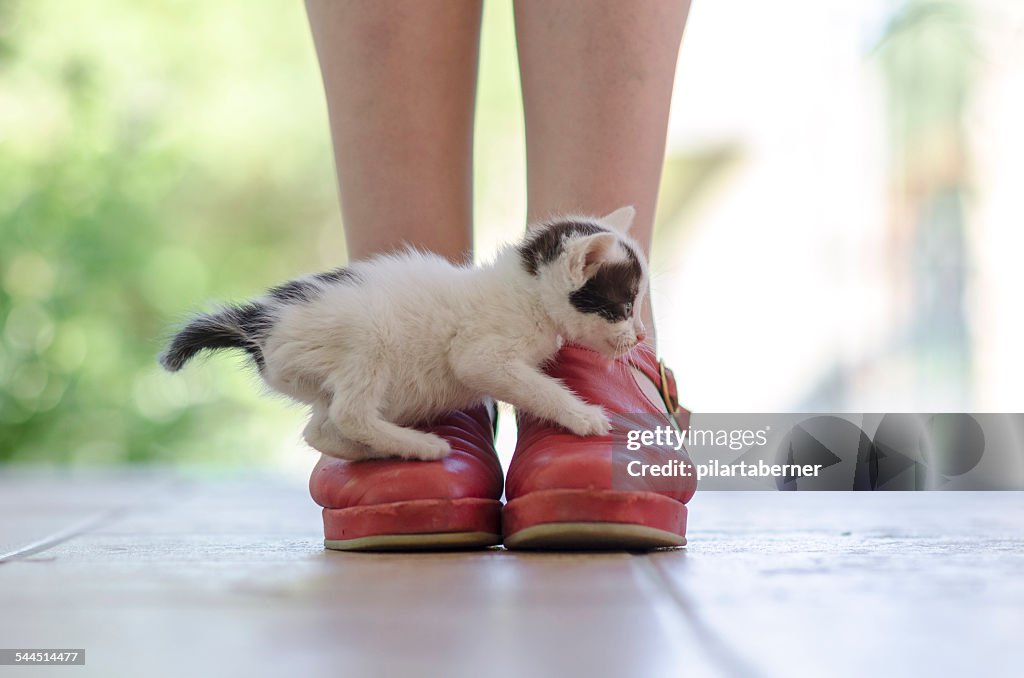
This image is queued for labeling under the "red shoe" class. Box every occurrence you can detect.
[309,405,504,551]
[504,343,697,550]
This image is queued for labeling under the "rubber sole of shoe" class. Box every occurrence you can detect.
[503,522,684,550]
[502,489,687,551]
[325,531,501,552]
[322,497,502,552]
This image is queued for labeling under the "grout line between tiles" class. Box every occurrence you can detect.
[634,554,766,678]
[0,477,195,564]
[0,508,129,564]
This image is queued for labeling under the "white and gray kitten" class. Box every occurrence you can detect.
[161,206,648,461]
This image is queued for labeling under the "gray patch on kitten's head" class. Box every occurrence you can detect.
[518,220,608,275]
[521,208,647,356]
[568,245,642,321]
[519,216,644,320]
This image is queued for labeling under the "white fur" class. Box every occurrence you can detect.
[259,208,648,461]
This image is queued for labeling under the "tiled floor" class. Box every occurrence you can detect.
[1,468,1021,678]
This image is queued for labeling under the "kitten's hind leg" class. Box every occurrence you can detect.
[303,403,373,460]
[332,408,452,461]
[326,372,451,461]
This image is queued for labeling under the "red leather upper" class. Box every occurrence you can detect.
[506,343,697,503]
[310,405,504,509]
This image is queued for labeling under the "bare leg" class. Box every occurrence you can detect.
[306,0,483,262]
[514,0,691,337]
[304,1,481,458]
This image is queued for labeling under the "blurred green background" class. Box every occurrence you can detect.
[1,0,351,463]
[2,0,1019,465]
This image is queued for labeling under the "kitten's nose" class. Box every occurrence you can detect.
[635,329,647,343]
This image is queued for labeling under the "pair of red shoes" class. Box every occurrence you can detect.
[309,343,697,550]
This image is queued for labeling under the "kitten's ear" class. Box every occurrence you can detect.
[601,206,636,234]
[566,232,619,286]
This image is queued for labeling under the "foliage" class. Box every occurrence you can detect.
[0,0,344,463]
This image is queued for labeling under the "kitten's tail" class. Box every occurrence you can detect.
[159,303,271,372]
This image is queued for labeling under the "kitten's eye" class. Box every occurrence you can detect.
[624,302,633,316]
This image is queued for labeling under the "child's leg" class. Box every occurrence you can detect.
[305,0,482,263]
[304,2,501,549]
[514,0,692,340]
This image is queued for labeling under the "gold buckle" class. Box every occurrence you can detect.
[658,359,681,430]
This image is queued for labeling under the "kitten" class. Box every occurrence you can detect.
[160,206,648,461]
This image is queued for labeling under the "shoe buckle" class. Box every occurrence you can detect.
[657,359,683,430]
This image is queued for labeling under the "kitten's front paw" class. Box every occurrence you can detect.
[560,404,611,437]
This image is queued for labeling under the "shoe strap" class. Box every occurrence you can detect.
[657,359,691,431]
[631,344,691,430]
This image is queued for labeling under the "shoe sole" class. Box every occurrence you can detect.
[325,531,501,552]
[322,497,502,552]
[503,489,687,551]
[503,522,685,550]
